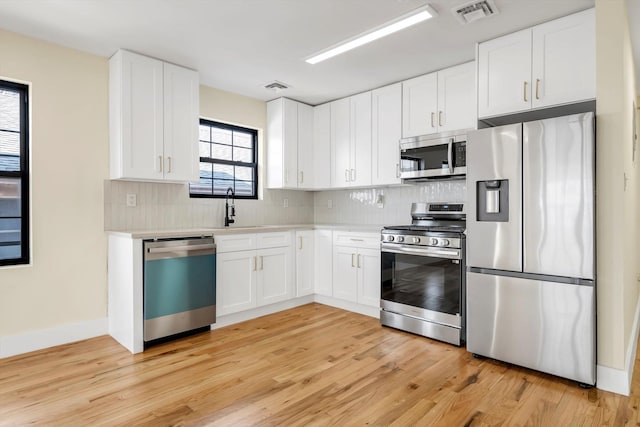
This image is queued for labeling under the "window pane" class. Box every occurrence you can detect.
[235,180,254,196]
[213,179,234,195]
[199,141,211,158]
[212,143,232,161]
[213,164,234,180]
[190,180,212,195]
[233,146,252,163]
[199,125,210,142]
[0,89,20,132]
[235,166,253,181]
[233,131,253,149]
[199,162,212,179]
[212,127,232,145]
[0,217,21,260]
[0,177,21,216]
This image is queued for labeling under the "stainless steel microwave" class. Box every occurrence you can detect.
[399,132,467,180]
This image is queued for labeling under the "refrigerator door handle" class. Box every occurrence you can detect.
[447,138,454,174]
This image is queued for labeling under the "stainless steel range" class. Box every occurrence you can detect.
[380,202,466,346]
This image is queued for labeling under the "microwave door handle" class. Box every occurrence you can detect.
[447,138,454,174]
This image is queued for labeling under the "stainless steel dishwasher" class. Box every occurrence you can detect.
[143,237,216,343]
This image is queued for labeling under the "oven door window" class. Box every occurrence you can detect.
[381,251,461,315]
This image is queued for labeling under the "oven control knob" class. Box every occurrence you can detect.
[387,235,394,242]
[397,236,404,242]
[430,238,439,245]
[441,239,450,246]
[412,237,420,244]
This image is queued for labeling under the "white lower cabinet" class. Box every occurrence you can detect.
[295,230,314,297]
[216,232,293,316]
[332,232,381,308]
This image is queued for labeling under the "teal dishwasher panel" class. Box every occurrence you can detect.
[144,253,216,320]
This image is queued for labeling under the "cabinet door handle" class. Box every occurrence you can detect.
[396,163,400,178]
[430,112,435,128]
[350,169,356,182]
[252,256,257,271]
[351,253,355,268]
[357,254,361,268]
[535,79,540,100]
[159,155,163,173]
[345,169,350,182]
[523,81,528,103]
[167,156,172,173]
[298,236,303,250]
[438,111,443,127]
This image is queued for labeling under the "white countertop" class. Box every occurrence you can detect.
[107,223,384,239]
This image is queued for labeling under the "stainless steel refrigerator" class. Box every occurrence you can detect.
[466,112,595,385]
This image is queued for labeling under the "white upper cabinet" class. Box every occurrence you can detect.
[313,103,331,189]
[267,98,314,189]
[437,62,476,133]
[110,49,199,182]
[402,72,438,138]
[331,92,372,188]
[531,8,595,109]
[372,82,402,186]
[402,62,475,138]
[478,8,595,118]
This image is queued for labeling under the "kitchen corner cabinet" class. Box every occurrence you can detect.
[312,103,332,189]
[295,230,314,297]
[266,98,314,189]
[372,83,402,186]
[314,229,333,296]
[477,8,595,118]
[332,232,381,307]
[331,92,372,188]
[109,49,199,182]
[216,232,294,316]
[402,62,475,138]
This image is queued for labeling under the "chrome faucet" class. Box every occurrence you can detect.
[225,187,235,227]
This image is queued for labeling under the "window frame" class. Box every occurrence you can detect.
[0,79,30,266]
[190,119,258,200]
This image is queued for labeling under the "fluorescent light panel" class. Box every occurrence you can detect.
[306,4,437,65]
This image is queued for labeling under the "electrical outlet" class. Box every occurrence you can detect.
[126,193,137,207]
[283,198,289,208]
[327,199,333,209]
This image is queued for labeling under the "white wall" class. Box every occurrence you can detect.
[0,30,109,339]
[595,0,640,391]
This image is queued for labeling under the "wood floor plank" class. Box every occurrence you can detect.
[1,303,638,426]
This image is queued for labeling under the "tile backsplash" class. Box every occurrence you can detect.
[104,180,466,231]
[313,181,467,225]
[104,180,314,231]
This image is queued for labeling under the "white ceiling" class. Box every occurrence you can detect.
[0,0,599,105]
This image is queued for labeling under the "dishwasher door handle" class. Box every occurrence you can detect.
[147,243,216,254]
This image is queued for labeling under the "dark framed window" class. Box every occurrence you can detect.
[190,119,258,199]
[0,80,29,266]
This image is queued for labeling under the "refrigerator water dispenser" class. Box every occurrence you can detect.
[476,180,509,222]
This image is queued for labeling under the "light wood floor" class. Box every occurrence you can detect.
[1,303,637,426]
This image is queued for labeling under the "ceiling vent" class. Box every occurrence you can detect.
[452,0,499,25]
[263,81,290,93]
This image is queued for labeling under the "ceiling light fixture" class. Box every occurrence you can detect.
[305,4,438,65]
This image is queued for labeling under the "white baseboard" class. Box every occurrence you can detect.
[596,295,640,396]
[212,295,315,329]
[313,295,379,319]
[0,317,108,359]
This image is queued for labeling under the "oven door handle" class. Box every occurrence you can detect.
[381,245,461,260]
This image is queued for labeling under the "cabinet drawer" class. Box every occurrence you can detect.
[257,231,292,249]
[215,234,257,253]
[333,231,380,249]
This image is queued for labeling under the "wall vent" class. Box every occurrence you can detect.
[452,0,499,25]
[264,81,289,92]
